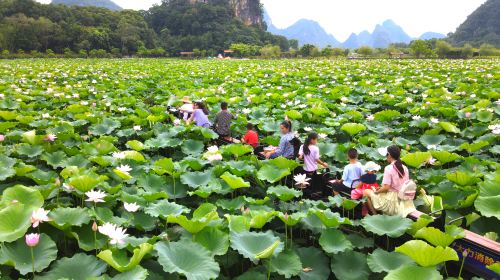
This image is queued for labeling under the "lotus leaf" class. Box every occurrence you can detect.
[395,240,459,267]
[384,265,442,280]
[366,248,414,273]
[330,250,369,280]
[155,239,220,280]
[230,230,284,263]
[97,243,153,272]
[362,215,412,238]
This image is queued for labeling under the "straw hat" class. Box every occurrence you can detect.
[181,96,192,103]
[364,161,381,172]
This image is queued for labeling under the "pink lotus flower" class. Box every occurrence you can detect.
[92,221,98,232]
[465,112,472,118]
[31,208,50,228]
[25,233,40,247]
[0,134,4,142]
[44,134,57,142]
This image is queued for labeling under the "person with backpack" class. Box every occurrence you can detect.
[363,145,416,217]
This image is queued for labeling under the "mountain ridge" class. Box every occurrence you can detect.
[51,0,122,11]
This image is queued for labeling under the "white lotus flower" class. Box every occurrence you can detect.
[306,93,312,98]
[124,202,140,213]
[31,208,50,228]
[304,127,312,132]
[207,153,223,162]
[133,125,141,131]
[488,124,500,135]
[117,165,132,175]
[341,96,348,102]
[98,222,128,245]
[406,97,413,103]
[412,115,421,121]
[42,113,50,118]
[242,108,251,114]
[85,189,107,203]
[0,94,4,99]
[427,145,437,150]
[318,133,328,139]
[112,152,126,159]
[207,146,219,153]
[62,183,74,192]
[366,115,375,121]
[294,174,311,186]
[117,107,126,112]
[173,119,181,126]
[431,118,439,124]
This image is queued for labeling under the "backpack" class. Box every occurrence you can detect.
[394,165,417,201]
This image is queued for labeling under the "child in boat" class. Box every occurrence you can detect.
[351,161,381,200]
[242,123,259,148]
[330,148,363,195]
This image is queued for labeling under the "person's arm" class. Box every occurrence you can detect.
[377,166,391,193]
[375,184,391,194]
[186,110,195,124]
[298,146,304,160]
[316,158,328,168]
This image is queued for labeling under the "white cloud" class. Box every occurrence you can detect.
[35,0,486,42]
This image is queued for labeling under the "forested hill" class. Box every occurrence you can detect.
[51,0,122,11]
[448,0,500,47]
[0,0,289,56]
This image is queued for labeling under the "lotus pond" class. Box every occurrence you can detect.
[0,58,499,280]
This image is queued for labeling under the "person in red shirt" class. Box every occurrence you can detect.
[242,123,259,148]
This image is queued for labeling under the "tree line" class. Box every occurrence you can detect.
[0,0,498,59]
[0,0,289,57]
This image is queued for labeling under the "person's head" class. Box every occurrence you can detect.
[194,101,209,115]
[386,145,405,178]
[280,120,292,134]
[303,132,318,155]
[347,148,358,160]
[364,161,381,174]
[182,96,191,104]
[246,123,254,131]
[220,102,228,110]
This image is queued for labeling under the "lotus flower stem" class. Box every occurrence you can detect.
[458,251,467,278]
[267,260,271,280]
[290,226,293,248]
[444,262,449,277]
[30,247,35,278]
[285,224,288,249]
[173,176,176,202]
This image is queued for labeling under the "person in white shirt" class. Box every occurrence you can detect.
[179,96,194,120]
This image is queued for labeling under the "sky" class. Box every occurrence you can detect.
[36,0,486,42]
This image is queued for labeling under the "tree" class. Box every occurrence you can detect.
[289,39,299,50]
[357,45,373,57]
[299,44,316,57]
[479,43,497,56]
[461,43,474,58]
[435,40,453,58]
[410,40,433,58]
[260,44,281,58]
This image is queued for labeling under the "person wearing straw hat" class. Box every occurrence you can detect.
[179,96,194,120]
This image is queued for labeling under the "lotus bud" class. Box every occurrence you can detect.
[284,212,289,221]
[25,233,40,247]
[462,250,468,258]
[0,134,5,142]
[244,208,250,215]
[54,177,61,186]
[465,112,472,118]
[92,221,98,232]
[11,199,19,204]
[240,205,245,213]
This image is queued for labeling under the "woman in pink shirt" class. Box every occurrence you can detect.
[363,145,416,217]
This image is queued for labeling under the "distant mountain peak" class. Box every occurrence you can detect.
[264,10,340,47]
[51,0,122,11]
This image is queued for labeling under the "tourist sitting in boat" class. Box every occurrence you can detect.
[363,145,416,216]
[261,120,294,159]
[241,123,259,148]
[214,101,237,142]
[186,101,211,128]
[178,96,194,120]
